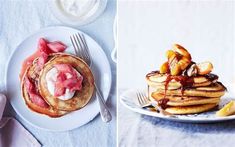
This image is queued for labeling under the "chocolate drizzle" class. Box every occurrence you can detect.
[217,81,227,91]
[146,70,160,77]
[158,98,169,109]
[158,74,194,109]
[205,74,218,81]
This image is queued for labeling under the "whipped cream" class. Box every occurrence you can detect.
[46,67,82,100]
[56,0,100,18]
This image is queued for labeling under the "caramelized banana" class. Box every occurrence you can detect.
[166,50,175,59]
[170,64,181,76]
[168,56,181,75]
[168,51,178,65]
[178,56,191,70]
[160,62,169,74]
[173,44,191,60]
[196,61,213,75]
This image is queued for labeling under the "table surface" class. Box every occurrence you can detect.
[0,0,116,147]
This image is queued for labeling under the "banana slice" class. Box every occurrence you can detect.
[170,63,181,76]
[160,61,169,74]
[216,101,235,117]
[173,44,191,60]
[178,56,191,70]
[168,54,181,76]
[197,61,213,75]
[165,45,193,75]
[166,50,175,59]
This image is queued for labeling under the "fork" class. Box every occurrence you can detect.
[70,33,112,123]
[136,91,174,116]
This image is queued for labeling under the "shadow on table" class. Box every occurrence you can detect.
[141,115,235,134]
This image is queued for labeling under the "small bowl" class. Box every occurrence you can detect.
[50,0,107,26]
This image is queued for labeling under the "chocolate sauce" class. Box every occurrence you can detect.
[157,74,170,109]
[165,74,194,95]
[158,74,194,109]
[158,98,169,109]
[217,81,227,91]
[205,74,218,81]
[166,62,170,74]
[146,70,160,77]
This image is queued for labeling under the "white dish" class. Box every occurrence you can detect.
[50,0,107,26]
[5,26,112,131]
[120,89,235,123]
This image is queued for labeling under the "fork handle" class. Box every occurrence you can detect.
[95,84,112,122]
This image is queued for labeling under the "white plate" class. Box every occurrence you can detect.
[5,26,112,131]
[120,89,235,123]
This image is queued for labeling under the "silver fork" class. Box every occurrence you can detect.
[136,91,174,116]
[70,33,112,123]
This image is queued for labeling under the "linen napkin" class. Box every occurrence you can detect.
[0,94,41,147]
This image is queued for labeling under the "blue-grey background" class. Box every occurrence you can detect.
[0,0,116,147]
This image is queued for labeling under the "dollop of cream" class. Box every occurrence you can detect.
[57,0,100,18]
[46,67,81,101]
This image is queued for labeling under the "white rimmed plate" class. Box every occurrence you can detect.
[120,89,235,123]
[5,26,112,131]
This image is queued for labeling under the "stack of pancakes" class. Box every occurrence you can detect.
[21,53,94,117]
[146,44,226,114]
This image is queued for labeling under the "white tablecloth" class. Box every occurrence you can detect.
[0,0,116,147]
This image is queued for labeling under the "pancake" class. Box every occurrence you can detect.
[21,61,67,117]
[155,82,226,98]
[39,53,95,111]
[150,92,220,106]
[146,71,218,89]
[146,81,212,90]
[165,103,218,114]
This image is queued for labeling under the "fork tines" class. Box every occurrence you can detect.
[136,92,150,107]
[70,33,91,66]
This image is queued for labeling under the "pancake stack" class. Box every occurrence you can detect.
[146,44,226,114]
[21,53,94,117]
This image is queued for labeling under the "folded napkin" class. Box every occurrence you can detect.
[0,94,41,147]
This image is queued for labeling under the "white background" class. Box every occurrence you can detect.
[118,0,235,90]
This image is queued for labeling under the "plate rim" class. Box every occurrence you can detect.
[5,26,112,131]
[120,89,235,123]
